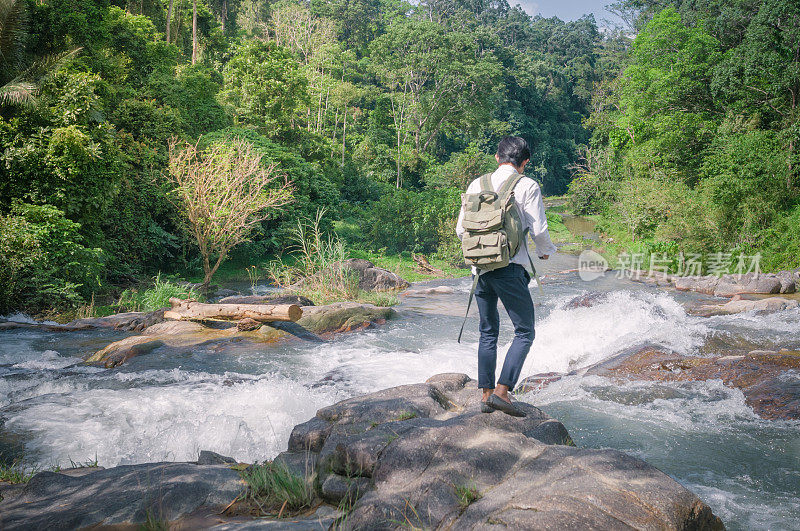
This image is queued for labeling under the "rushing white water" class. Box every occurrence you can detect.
[2,266,799,529]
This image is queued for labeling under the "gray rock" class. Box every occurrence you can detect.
[272,451,318,478]
[197,450,237,465]
[320,473,371,505]
[210,505,339,530]
[692,296,799,316]
[0,463,244,530]
[359,266,409,291]
[290,373,722,530]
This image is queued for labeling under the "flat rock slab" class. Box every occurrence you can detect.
[84,303,395,366]
[589,347,800,420]
[673,271,797,296]
[691,295,799,316]
[0,463,244,530]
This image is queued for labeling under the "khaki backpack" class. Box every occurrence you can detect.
[457,171,542,342]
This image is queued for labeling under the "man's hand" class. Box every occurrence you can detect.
[539,255,549,260]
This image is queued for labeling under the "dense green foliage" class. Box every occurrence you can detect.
[5,0,797,313]
[577,1,800,272]
[0,0,598,313]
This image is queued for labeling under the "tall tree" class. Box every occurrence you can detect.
[165,0,174,42]
[192,0,198,63]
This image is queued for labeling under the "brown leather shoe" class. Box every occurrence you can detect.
[486,394,527,417]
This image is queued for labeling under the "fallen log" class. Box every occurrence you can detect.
[164,298,302,323]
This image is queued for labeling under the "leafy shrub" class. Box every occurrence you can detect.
[567,172,602,214]
[362,186,461,254]
[0,203,103,314]
[424,143,495,190]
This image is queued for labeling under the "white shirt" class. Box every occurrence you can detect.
[456,164,557,272]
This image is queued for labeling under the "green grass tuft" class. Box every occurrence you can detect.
[239,461,315,517]
[454,480,482,508]
[0,459,35,484]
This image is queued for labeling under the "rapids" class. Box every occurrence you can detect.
[1,253,799,529]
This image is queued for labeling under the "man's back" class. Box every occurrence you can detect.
[456,164,557,269]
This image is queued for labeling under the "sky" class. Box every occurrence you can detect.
[514,1,626,28]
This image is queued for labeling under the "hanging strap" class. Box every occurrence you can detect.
[523,227,544,295]
[457,271,482,343]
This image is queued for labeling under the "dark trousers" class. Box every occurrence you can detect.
[474,263,535,391]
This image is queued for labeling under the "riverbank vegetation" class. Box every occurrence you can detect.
[569,1,800,274]
[2,0,798,316]
[0,0,598,316]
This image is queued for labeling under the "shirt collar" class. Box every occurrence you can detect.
[493,164,518,178]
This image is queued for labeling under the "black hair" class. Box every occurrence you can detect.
[496,136,531,168]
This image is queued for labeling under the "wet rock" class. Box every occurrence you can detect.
[674,271,797,297]
[565,291,607,309]
[691,295,799,316]
[84,336,165,368]
[0,463,244,530]
[0,310,166,333]
[197,450,237,465]
[295,303,395,335]
[284,373,721,530]
[402,286,455,297]
[517,372,564,393]
[84,321,208,366]
[237,318,262,331]
[589,347,800,420]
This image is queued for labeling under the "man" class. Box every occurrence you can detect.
[456,136,557,417]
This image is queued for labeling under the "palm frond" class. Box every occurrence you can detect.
[0,79,36,106]
[17,47,82,84]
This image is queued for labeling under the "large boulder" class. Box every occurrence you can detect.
[284,373,722,529]
[339,259,410,291]
[0,463,243,530]
[295,302,395,335]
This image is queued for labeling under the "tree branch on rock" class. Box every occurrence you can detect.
[167,137,293,290]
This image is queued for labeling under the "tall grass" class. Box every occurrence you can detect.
[116,274,200,312]
[267,209,362,305]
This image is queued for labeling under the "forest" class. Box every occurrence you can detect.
[0,0,798,315]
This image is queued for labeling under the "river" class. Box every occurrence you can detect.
[1,250,799,529]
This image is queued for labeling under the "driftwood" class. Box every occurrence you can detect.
[412,253,443,276]
[164,298,302,323]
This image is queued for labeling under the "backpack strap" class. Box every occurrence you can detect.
[457,271,482,343]
[497,172,523,202]
[479,173,493,193]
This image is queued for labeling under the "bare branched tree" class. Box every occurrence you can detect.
[167,137,294,289]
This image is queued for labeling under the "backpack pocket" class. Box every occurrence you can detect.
[462,232,509,268]
[461,208,503,232]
